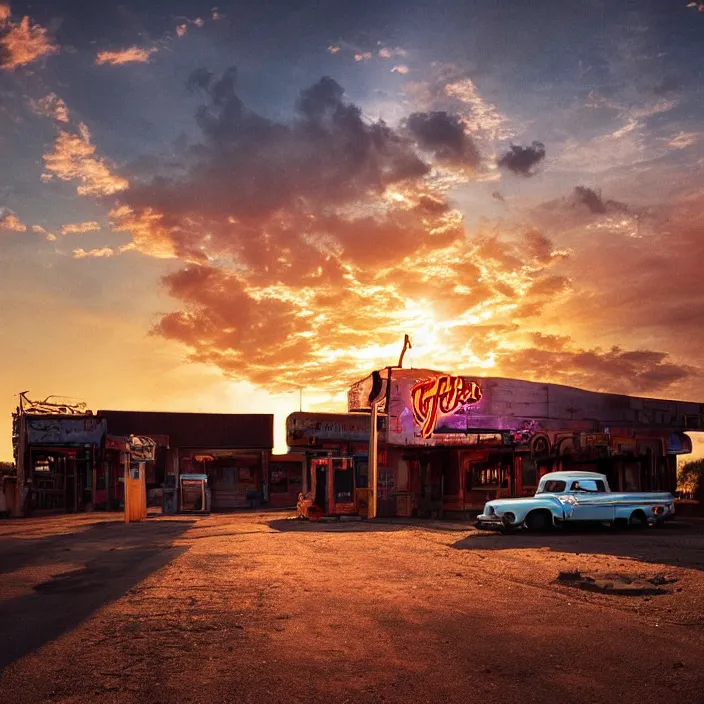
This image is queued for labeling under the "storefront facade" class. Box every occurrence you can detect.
[286,412,371,493]
[12,410,106,515]
[346,368,702,516]
[268,453,306,508]
[99,410,274,512]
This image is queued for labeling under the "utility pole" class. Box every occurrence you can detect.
[368,397,380,519]
[397,334,412,368]
[366,369,386,520]
[367,335,412,519]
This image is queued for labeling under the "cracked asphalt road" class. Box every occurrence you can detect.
[1,511,704,703]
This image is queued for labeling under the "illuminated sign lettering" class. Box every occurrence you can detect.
[410,375,483,439]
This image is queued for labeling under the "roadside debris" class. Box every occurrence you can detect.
[556,570,678,596]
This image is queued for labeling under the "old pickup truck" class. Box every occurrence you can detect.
[476,471,675,531]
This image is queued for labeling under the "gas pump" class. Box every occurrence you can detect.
[296,456,357,520]
[124,435,155,523]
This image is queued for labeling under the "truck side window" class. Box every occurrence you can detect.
[570,479,605,493]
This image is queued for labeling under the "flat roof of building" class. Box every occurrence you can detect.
[98,410,273,449]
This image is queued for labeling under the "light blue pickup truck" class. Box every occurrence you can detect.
[476,471,675,532]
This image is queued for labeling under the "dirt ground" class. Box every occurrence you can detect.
[1,511,704,704]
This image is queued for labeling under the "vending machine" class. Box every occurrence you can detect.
[179,473,210,513]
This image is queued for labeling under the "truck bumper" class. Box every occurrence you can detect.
[476,514,512,530]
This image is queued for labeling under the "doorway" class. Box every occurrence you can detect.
[314,462,328,512]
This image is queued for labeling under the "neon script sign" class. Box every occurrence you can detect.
[410,375,483,439]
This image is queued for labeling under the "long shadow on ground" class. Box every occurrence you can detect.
[451,522,704,572]
[268,518,408,533]
[266,516,472,533]
[0,518,195,672]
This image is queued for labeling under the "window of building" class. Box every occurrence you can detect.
[469,461,510,489]
[522,458,537,487]
[270,461,302,494]
[33,456,53,473]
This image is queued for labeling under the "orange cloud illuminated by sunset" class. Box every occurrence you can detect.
[73,247,115,259]
[95,47,157,66]
[60,221,101,236]
[0,209,26,232]
[31,93,70,123]
[0,3,58,70]
[42,124,129,196]
[31,225,56,241]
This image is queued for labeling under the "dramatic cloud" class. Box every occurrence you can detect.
[60,221,101,235]
[98,69,574,389]
[441,74,515,144]
[497,141,546,176]
[0,206,26,232]
[73,247,115,259]
[31,224,56,241]
[0,4,58,70]
[124,71,429,224]
[391,65,409,75]
[53,64,692,401]
[42,123,129,196]
[569,186,627,215]
[498,340,695,395]
[31,93,69,122]
[330,41,408,66]
[95,47,158,66]
[108,205,179,259]
[379,47,408,59]
[533,186,643,239]
[405,111,479,167]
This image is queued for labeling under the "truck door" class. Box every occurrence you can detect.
[569,478,614,522]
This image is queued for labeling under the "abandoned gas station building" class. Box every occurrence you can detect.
[11,396,274,516]
[338,368,702,516]
[98,410,273,512]
[9,371,703,519]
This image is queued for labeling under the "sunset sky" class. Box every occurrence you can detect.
[1,0,703,459]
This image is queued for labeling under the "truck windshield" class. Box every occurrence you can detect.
[537,480,566,494]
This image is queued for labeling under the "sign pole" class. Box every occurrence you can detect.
[123,452,130,524]
[368,399,379,519]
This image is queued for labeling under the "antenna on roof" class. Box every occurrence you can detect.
[397,334,412,369]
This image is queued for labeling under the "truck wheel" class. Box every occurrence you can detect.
[629,510,647,529]
[525,510,552,532]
